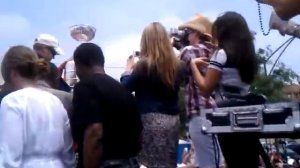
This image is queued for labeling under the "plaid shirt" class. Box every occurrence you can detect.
[180,43,216,118]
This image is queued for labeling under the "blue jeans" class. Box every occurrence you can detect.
[189,116,225,168]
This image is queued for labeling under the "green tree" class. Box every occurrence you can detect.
[250,47,299,102]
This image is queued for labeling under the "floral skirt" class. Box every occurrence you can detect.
[138,113,179,168]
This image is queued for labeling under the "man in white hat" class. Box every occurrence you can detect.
[33,34,71,92]
[33,33,64,62]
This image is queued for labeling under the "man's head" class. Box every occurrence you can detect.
[33,34,64,62]
[179,14,213,45]
[73,43,105,80]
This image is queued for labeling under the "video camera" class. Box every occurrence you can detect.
[169,28,190,50]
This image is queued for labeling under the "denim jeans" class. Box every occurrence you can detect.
[189,116,225,168]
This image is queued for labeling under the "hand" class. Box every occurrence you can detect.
[58,58,74,77]
[259,0,300,20]
[125,55,136,72]
[191,57,209,68]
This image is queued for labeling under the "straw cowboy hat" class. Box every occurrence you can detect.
[178,13,213,40]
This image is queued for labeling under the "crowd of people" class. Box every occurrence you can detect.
[0,5,298,168]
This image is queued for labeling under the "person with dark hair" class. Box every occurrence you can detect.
[0,45,75,168]
[33,33,71,92]
[190,12,259,168]
[71,43,142,168]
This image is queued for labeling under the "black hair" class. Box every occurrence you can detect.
[212,12,258,84]
[73,43,105,67]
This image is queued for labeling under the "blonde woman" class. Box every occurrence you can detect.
[121,22,185,168]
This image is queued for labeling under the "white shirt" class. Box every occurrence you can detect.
[208,49,250,101]
[0,87,75,168]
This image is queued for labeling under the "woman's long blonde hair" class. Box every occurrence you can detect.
[140,22,179,89]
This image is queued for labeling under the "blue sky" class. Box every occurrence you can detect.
[0,0,299,79]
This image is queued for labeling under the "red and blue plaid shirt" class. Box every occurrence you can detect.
[180,43,216,118]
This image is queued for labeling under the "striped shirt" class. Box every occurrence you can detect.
[180,44,216,118]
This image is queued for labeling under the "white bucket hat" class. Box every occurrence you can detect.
[34,33,64,55]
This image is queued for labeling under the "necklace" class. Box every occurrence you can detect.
[258,2,271,36]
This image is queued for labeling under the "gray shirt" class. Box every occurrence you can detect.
[36,80,73,117]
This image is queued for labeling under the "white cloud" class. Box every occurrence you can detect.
[159,15,184,30]
[0,15,30,38]
[102,33,140,79]
[103,33,141,67]
[202,10,220,22]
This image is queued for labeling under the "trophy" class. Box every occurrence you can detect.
[61,24,97,88]
[69,24,96,42]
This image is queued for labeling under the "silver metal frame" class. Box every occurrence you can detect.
[201,102,300,134]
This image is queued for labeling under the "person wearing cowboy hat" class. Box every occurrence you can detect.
[179,14,225,168]
[33,34,71,92]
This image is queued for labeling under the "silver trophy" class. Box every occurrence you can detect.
[64,24,96,88]
[69,24,96,42]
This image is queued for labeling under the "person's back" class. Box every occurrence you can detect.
[0,87,75,168]
[121,59,184,115]
[73,73,142,167]
[36,80,73,117]
[120,22,184,168]
[90,74,142,159]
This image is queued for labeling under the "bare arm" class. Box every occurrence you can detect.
[83,123,103,168]
[190,59,221,97]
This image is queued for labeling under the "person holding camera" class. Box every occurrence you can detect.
[178,14,224,168]
[121,22,185,168]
